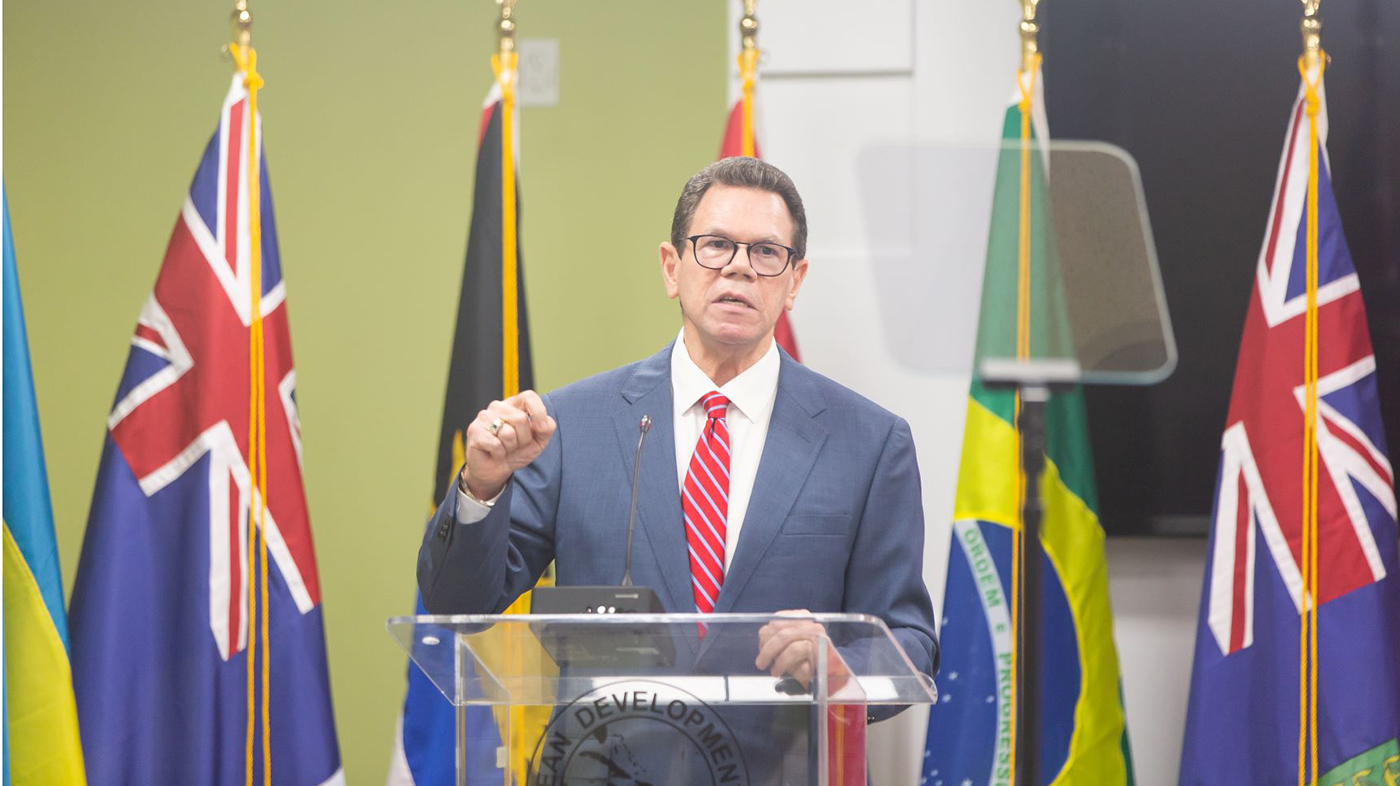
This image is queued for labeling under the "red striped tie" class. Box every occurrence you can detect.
[683,391,731,618]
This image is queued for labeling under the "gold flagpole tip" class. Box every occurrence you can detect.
[231,1,252,51]
[739,0,761,57]
[740,16,759,51]
[1019,0,1041,73]
[497,0,518,57]
[1301,0,1323,70]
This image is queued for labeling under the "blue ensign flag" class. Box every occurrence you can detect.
[1179,76,1400,785]
[68,74,342,785]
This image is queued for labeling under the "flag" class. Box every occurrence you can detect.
[3,191,88,785]
[719,74,801,361]
[67,71,342,785]
[922,66,1134,786]
[1178,72,1400,785]
[388,79,536,786]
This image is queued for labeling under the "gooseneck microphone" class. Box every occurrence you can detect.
[529,414,663,617]
[621,415,651,588]
[529,412,670,667]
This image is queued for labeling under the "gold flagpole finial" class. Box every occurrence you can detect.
[1301,0,1323,71]
[497,0,518,60]
[1019,0,1041,73]
[740,0,759,53]
[231,0,252,53]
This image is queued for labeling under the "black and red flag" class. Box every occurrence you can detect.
[431,83,534,505]
[389,74,532,786]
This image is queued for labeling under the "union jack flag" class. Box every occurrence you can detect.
[69,74,343,785]
[1180,77,1400,784]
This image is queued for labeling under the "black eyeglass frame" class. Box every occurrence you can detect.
[686,234,798,277]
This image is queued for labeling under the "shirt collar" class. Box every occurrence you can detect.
[670,328,781,423]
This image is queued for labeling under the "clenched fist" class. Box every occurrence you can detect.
[459,391,557,502]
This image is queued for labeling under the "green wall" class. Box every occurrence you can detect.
[3,0,725,779]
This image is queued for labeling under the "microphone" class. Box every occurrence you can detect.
[621,415,651,588]
[529,413,669,669]
[530,413,663,618]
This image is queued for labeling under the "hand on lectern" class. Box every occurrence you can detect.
[755,610,852,693]
[460,391,557,501]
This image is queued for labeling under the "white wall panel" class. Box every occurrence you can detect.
[727,2,1200,784]
[756,77,916,253]
[1108,538,1205,786]
[913,1,1023,142]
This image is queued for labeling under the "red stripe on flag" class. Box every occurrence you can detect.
[1325,412,1395,486]
[1314,469,1375,600]
[224,100,245,277]
[1229,473,1249,653]
[478,101,498,148]
[718,100,761,160]
[774,312,801,362]
[134,324,166,349]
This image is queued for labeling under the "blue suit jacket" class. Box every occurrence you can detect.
[418,344,939,681]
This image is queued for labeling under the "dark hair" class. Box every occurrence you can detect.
[669,156,808,261]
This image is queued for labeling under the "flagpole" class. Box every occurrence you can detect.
[1012,4,1042,786]
[226,3,273,778]
[228,3,273,784]
[1296,4,1324,784]
[1300,0,1322,71]
[1019,0,1040,73]
[232,1,251,54]
[496,0,520,401]
[738,1,759,158]
[491,8,524,783]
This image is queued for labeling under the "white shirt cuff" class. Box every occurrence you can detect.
[454,484,502,525]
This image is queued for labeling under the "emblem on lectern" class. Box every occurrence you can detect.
[528,679,750,785]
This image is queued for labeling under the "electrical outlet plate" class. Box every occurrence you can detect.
[517,38,559,107]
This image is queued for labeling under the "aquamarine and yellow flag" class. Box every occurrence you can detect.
[920,66,1134,786]
[2,191,87,785]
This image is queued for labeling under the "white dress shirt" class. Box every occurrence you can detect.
[669,330,779,572]
[456,330,781,575]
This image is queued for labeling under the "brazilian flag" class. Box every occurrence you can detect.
[921,69,1135,786]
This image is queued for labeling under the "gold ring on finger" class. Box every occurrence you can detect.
[490,417,504,436]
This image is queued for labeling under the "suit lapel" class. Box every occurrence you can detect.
[715,354,828,613]
[613,345,692,614]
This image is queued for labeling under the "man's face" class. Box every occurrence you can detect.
[660,184,809,354]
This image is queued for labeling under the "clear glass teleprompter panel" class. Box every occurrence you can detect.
[855,140,1176,386]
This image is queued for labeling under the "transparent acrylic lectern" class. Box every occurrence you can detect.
[389,612,937,786]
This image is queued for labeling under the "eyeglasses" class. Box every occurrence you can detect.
[687,234,797,277]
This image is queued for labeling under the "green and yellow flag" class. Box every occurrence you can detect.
[920,65,1135,786]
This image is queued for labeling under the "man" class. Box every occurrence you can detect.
[418,156,937,694]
